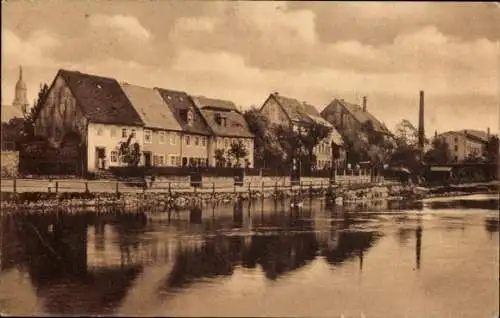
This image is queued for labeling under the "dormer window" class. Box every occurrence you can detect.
[187,109,194,125]
[214,113,227,127]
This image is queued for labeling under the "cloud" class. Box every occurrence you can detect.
[89,14,151,42]
[288,2,500,44]
[1,29,60,67]
[174,17,215,33]
[1,1,498,135]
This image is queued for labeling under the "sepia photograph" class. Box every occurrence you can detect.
[0,1,499,317]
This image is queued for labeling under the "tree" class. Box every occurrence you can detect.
[299,122,332,171]
[243,107,285,167]
[214,149,226,167]
[394,119,419,148]
[118,134,141,166]
[22,83,50,140]
[228,140,249,168]
[486,135,499,164]
[423,138,451,164]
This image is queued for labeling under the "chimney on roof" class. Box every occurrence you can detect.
[418,90,425,156]
[487,127,490,139]
[362,96,367,112]
[273,91,279,96]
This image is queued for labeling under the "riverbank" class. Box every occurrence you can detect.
[0,181,496,213]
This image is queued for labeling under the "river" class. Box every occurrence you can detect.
[0,194,498,317]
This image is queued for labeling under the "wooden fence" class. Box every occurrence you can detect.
[0,175,388,195]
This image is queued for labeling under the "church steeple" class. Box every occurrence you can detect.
[13,65,29,115]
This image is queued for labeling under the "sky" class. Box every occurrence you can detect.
[2,1,499,136]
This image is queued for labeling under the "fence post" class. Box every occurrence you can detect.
[115,181,119,194]
[13,178,17,194]
[169,182,172,195]
[212,182,215,195]
[85,182,89,193]
[55,181,59,194]
[274,181,278,194]
[261,181,264,194]
[248,182,251,195]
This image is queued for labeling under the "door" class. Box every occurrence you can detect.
[143,151,152,167]
[95,147,106,170]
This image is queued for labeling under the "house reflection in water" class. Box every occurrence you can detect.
[0,212,168,316]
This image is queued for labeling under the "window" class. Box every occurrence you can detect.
[131,129,136,138]
[170,133,177,145]
[122,128,128,138]
[195,136,200,146]
[185,135,191,146]
[454,145,458,152]
[96,127,104,136]
[170,155,177,166]
[144,130,152,144]
[111,151,118,163]
[202,136,206,147]
[218,138,222,148]
[187,110,194,125]
[224,138,229,148]
[159,131,166,144]
[110,128,117,138]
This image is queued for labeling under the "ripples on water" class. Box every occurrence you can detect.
[0,194,498,317]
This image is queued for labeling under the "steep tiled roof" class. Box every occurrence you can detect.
[191,95,253,138]
[119,83,182,131]
[271,94,314,124]
[328,99,392,135]
[269,93,343,145]
[59,69,143,126]
[191,95,238,112]
[155,88,212,135]
[441,129,490,143]
[461,129,490,143]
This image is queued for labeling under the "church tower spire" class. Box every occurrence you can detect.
[13,65,29,115]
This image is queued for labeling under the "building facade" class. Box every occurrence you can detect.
[320,97,394,165]
[192,95,255,167]
[437,129,490,162]
[155,88,213,167]
[120,83,183,167]
[259,92,345,169]
[33,69,144,173]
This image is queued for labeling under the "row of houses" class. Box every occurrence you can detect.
[30,69,392,174]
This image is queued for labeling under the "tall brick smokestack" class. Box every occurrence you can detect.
[362,96,367,112]
[418,90,425,155]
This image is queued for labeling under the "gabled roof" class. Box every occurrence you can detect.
[439,129,490,144]
[191,95,238,112]
[191,95,253,138]
[58,69,143,126]
[119,83,182,131]
[269,93,315,124]
[325,99,392,135]
[155,88,212,135]
[461,129,489,143]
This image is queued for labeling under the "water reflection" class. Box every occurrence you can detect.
[1,195,498,317]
